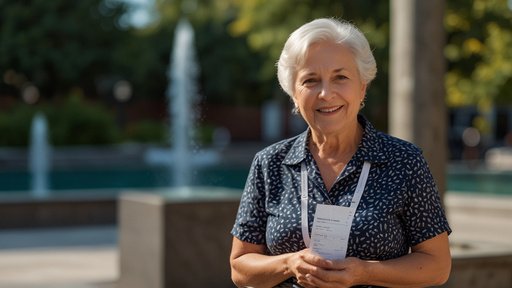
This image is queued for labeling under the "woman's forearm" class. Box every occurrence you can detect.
[363,250,451,287]
[231,252,293,288]
[361,233,451,287]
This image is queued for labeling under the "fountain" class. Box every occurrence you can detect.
[29,113,51,198]
[144,18,220,188]
[167,18,198,187]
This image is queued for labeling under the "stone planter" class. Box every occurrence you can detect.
[442,241,512,288]
[118,188,241,288]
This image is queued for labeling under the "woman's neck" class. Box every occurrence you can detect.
[309,121,363,162]
[308,120,363,191]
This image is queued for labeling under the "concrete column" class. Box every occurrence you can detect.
[389,0,447,196]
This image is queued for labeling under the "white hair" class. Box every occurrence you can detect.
[277,18,377,97]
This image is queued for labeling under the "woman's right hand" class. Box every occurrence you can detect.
[286,249,333,288]
[231,237,334,288]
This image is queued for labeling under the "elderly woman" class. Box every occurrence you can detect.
[230,18,451,288]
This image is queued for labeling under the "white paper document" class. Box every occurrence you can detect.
[310,204,354,260]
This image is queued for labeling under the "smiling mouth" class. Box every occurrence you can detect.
[317,105,343,113]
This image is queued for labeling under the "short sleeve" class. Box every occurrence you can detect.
[403,153,452,247]
[231,154,268,244]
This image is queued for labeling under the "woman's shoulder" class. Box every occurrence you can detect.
[360,115,422,161]
[374,130,424,159]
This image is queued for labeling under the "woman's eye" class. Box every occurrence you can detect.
[302,78,317,85]
[335,75,348,80]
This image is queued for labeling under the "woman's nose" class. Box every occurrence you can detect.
[318,81,333,99]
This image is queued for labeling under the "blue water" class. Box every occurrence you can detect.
[0,165,249,194]
[0,165,510,195]
[447,170,512,195]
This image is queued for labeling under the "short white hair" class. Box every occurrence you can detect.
[277,18,377,97]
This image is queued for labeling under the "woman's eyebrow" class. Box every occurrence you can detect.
[297,71,317,78]
[298,67,347,78]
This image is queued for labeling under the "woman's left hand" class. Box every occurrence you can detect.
[297,256,368,288]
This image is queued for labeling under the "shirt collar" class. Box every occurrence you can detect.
[282,129,309,165]
[355,114,389,163]
[282,114,389,166]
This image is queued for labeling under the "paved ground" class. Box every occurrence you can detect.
[446,193,512,257]
[0,227,117,288]
[0,192,511,288]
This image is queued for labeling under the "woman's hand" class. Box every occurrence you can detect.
[284,249,335,287]
[296,256,367,288]
[231,238,350,288]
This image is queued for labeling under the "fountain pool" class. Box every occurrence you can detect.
[0,164,249,195]
[0,163,510,196]
[449,168,512,195]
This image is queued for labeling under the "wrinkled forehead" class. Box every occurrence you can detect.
[295,41,357,73]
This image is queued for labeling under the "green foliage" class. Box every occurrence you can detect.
[110,25,174,100]
[125,120,167,143]
[194,123,216,146]
[0,0,129,98]
[0,96,120,147]
[46,95,120,146]
[445,0,512,108]
[195,21,269,105]
[0,105,36,146]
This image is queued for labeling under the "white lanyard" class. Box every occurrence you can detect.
[301,161,371,247]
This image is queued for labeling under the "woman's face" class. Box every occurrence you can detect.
[293,41,367,136]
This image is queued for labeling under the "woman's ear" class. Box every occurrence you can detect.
[360,83,367,109]
[292,102,300,114]
[360,82,368,95]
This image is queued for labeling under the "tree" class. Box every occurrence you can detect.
[0,0,129,99]
[445,0,512,108]
[444,0,512,142]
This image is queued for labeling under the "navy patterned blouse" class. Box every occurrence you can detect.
[231,115,451,287]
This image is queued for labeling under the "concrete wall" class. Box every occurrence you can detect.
[0,195,116,228]
[444,254,512,287]
[118,190,240,288]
